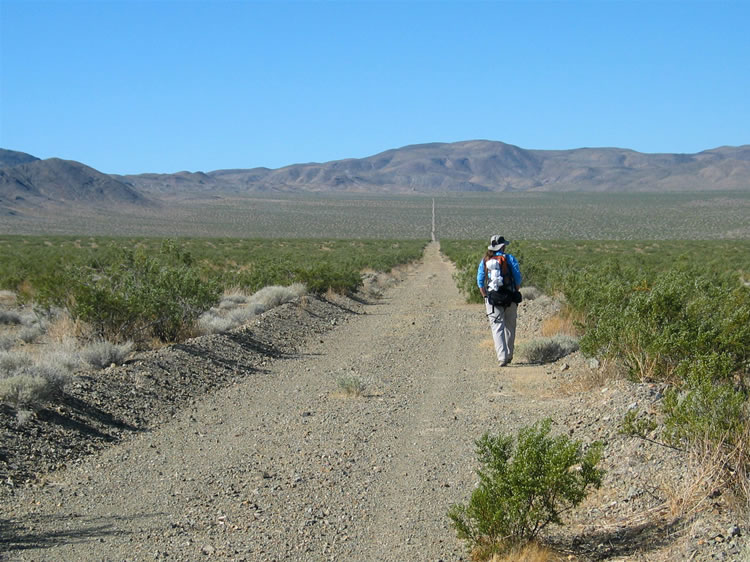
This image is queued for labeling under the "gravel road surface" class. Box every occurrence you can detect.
[1,242,746,561]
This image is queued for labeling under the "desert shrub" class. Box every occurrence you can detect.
[197,284,307,335]
[337,374,365,397]
[449,251,485,304]
[620,408,658,439]
[42,347,82,373]
[0,364,69,407]
[0,374,53,407]
[518,336,579,364]
[0,351,33,372]
[250,283,306,309]
[0,310,22,325]
[520,286,542,301]
[17,324,44,344]
[662,353,747,447]
[295,265,360,294]
[448,419,603,557]
[80,341,133,369]
[0,335,16,351]
[218,288,251,310]
[61,242,220,343]
[572,266,749,381]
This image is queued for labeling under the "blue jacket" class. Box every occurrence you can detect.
[477,251,522,290]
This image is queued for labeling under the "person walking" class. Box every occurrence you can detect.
[477,235,522,366]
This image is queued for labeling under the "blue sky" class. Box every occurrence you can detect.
[1,0,748,175]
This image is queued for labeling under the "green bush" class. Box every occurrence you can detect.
[570,265,750,381]
[64,242,220,343]
[448,419,603,556]
[662,353,747,447]
[294,264,361,294]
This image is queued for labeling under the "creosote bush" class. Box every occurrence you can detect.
[55,241,221,344]
[448,419,603,558]
[662,352,747,447]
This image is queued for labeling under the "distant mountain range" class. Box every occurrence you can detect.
[0,149,148,215]
[1,141,749,215]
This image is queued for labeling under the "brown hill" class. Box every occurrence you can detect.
[120,141,750,195]
[0,158,151,215]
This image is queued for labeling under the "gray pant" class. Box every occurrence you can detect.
[485,300,518,364]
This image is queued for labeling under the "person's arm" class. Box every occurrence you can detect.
[476,258,487,298]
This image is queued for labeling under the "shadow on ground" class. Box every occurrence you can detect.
[550,517,684,560]
[0,512,164,553]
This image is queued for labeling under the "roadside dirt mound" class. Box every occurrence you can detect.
[1,242,746,561]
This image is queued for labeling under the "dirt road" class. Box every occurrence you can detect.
[3,242,740,561]
[2,241,536,560]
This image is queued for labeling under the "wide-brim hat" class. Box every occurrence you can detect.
[488,235,510,251]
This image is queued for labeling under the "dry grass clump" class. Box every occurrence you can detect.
[336,374,365,397]
[517,336,580,364]
[0,351,33,372]
[654,425,750,530]
[0,362,70,408]
[487,542,571,561]
[541,306,581,337]
[0,346,80,407]
[197,284,307,335]
[196,313,233,335]
[218,288,249,309]
[42,347,82,373]
[18,324,45,344]
[251,283,306,309]
[228,303,266,325]
[0,335,16,351]
[0,310,22,325]
[520,286,542,301]
[80,340,133,369]
[0,373,54,407]
[45,310,90,344]
[661,438,735,520]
